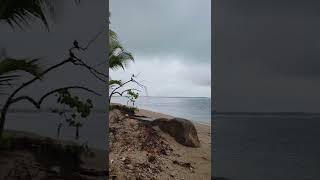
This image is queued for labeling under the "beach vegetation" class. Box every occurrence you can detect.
[108,12,134,70]
[0,1,108,138]
[0,40,107,137]
[108,12,145,107]
[109,74,143,105]
[0,0,81,29]
[51,89,94,139]
[0,1,108,178]
[109,29,134,70]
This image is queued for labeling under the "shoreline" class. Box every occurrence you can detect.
[138,108,212,128]
[112,103,212,126]
[109,104,212,179]
[141,108,212,127]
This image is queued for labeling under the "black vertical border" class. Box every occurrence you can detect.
[212,0,216,179]
[106,0,110,175]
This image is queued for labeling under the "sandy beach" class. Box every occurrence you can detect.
[0,130,107,180]
[109,105,211,179]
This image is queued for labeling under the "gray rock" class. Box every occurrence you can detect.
[150,118,200,147]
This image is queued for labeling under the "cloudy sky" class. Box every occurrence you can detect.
[215,0,320,112]
[110,0,211,97]
[0,0,108,109]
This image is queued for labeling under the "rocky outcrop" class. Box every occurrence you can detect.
[150,118,200,148]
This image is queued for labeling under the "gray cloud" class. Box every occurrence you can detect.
[111,56,211,97]
[110,0,210,63]
[110,0,211,97]
[215,0,320,112]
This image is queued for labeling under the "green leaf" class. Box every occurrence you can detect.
[108,28,134,70]
[0,58,42,77]
[0,0,81,29]
[109,79,122,86]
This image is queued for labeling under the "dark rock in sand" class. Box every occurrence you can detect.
[150,118,200,148]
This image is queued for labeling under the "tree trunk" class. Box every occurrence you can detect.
[0,105,9,137]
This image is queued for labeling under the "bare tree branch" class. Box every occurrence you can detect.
[111,88,141,97]
[72,59,108,82]
[9,96,40,108]
[109,74,147,104]
[0,30,107,136]
[10,86,101,109]
[1,57,73,116]
[83,26,106,50]
[109,78,134,100]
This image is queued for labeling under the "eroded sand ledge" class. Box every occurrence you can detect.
[0,130,107,180]
[109,105,211,180]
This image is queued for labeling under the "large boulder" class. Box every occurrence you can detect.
[150,118,200,148]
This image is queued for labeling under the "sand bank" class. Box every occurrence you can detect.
[109,106,211,179]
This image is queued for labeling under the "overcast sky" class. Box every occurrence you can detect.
[215,0,320,112]
[0,0,108,109]
[110,0,211,97]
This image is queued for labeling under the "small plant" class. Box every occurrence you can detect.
[51,89,93,139]
[109,74,146,106]
[0,133,13,150]
[126,89,139,106]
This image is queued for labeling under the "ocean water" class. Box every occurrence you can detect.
[5,111,107,150]
[213,115,320,180]
[111,96,212,125]
[3,96,211,150]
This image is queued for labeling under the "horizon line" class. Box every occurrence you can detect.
[113,96,211,98]
[214,112,320,114]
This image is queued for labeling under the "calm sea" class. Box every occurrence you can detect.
[5,111,107,150]
[214,115,320,180]
[4,97,211,150]
[111,96,212,125]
